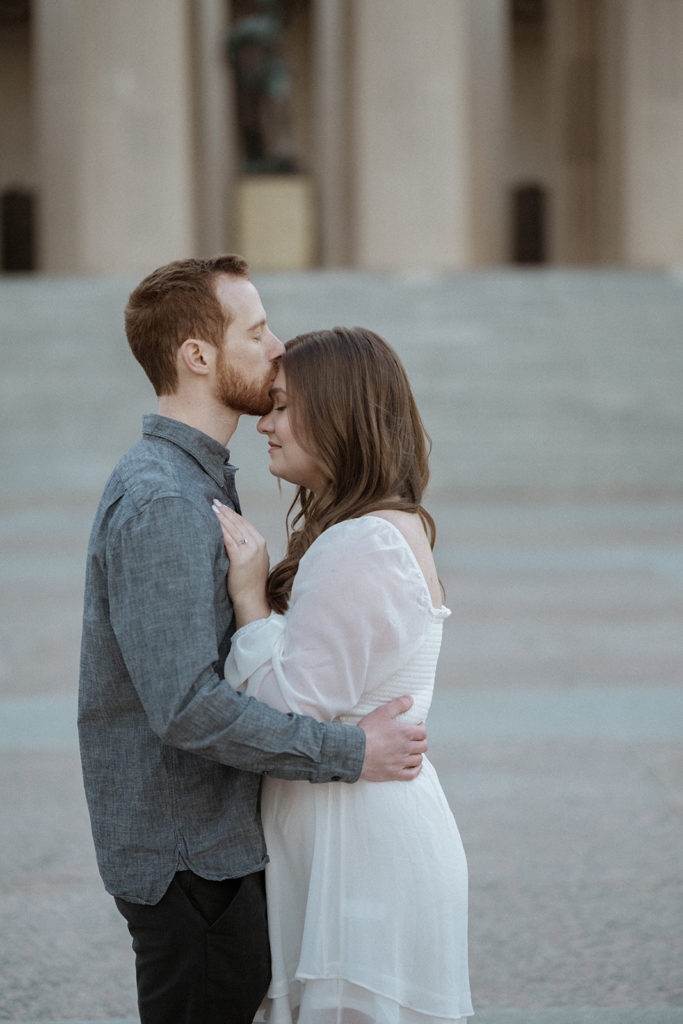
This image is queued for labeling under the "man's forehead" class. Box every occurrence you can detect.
[216,275,264,319]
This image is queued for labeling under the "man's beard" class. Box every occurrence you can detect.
[215,352,274,416]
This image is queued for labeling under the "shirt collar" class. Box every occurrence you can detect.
[142,414,237,489]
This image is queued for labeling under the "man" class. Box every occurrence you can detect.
[78,254,427,1024]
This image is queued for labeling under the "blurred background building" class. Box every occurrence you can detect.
[2,0,683,275]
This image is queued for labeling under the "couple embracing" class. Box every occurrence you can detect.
[78,255,472,1024]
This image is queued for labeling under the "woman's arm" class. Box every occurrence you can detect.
[222,516,433,723]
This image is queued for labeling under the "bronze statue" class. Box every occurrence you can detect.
[227,0,298,174]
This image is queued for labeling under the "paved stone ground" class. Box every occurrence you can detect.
[1,268,682,1023]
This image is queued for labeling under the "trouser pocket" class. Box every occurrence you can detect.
[175,868,242,927]
[115,870,270,1024]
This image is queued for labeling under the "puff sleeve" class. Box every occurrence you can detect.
[223,516,437,722]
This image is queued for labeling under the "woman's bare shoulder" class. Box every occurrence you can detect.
[369,509,427,543]
[367,510,441,606]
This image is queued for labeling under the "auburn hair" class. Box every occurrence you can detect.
[124,254,249,395]
[266,327,436,613]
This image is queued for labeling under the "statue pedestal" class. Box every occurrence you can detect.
[236,175,316,270]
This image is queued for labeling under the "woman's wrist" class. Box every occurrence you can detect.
[233,595,271,629]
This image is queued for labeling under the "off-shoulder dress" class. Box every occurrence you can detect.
[224,515,473,1024]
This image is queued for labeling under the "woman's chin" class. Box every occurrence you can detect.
[269,466,304,489]
[268,465,288,483]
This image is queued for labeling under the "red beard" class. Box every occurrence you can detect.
[215,351,275,416]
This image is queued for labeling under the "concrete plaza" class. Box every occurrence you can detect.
[1,267,682,1023]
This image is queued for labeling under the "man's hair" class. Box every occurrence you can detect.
[266,326,435,612]
[124,254,250,395]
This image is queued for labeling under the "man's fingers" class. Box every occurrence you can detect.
[403,721,427,751]
[383,694,414,718]
[390,760,423,781]
[357,697,430,781]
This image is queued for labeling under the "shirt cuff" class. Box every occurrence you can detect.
[315,720,366,784]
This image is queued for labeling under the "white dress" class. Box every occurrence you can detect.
[224,515,473,1024]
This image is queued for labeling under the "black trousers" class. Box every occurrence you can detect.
[115,869,271,1024]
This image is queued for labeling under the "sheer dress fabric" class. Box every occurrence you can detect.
[224,516,473,1023]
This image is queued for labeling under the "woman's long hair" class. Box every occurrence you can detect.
[266,327,436,613]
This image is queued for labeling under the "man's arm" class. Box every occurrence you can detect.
[107,497,421,783]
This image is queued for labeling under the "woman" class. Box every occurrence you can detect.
[213,327,472,1024]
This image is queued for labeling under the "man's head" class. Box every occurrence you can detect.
[125,255,284,417]
[125,254,250,397]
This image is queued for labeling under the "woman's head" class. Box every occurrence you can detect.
[266,326,430,507]
[263,327,435,611]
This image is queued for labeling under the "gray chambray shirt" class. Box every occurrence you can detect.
[79,414,364,905]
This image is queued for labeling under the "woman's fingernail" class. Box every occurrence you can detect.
[213,499,223,508]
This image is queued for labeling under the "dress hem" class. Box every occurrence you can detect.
[265,971,474,1022]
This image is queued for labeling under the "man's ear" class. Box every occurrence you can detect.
[178,338,214,377]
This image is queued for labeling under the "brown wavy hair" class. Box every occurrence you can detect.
[266,327,436,613]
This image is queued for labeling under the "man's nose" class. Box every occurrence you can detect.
[267,331,285,360]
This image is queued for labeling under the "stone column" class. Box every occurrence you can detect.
[33,0,196,274]
[191,0,234,258]
[312,0,353,266]
[546,0,601,263]
[350,0,471,270]
[467,0,509,265]
[595,0,625,262]
[617,0,683,264]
